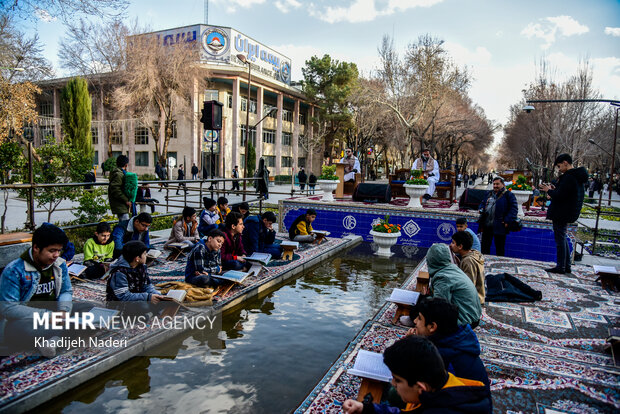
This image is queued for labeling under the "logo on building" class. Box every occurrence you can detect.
[402,219,421,237]
[371,217,382,228]
[436,223,456,241]
[343,215,357,230]
[202,28,229,57]
[401,245,419,258]
[280,61,291,83]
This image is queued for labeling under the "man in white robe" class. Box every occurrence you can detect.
[340,148,361,182]
[412,148,440,200]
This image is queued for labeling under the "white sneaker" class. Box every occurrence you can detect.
[399,316,415,327]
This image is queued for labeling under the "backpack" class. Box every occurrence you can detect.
[123,172,138,202]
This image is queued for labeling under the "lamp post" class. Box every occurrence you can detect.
[237,54,252,195]
[525,98,620,254]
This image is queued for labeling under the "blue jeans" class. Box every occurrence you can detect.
[222,259,245,271]
[553,221,570,271]
[186,273,223,287]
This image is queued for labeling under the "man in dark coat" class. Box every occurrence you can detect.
[478,177,518,256]
[540,153,588,274]
[298,167,307,192]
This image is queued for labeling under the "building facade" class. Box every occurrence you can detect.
[32,24,321,179]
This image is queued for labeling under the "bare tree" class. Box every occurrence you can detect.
[3,0,128,23]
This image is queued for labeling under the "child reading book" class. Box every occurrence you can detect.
[199,197,219,236]
[83,221,115,279]
[185,229,226,287]
[164,206,199,250]
[342,336,491,414]
[221,212,249,271]
[288,209,317,243]
[243,211,282,259]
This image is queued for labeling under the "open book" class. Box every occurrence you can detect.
[245,252,271,266]
[79,307,120,328]
[388,288,420,306]
[165,289,187,302]
[280,241,299,249]
[347,349,392,383]
[593,265,619,274]
[312,230,330,236]
[219,270,251,284]
[167,241,193,250]
[68,263,87,277]
[147,249,162,259]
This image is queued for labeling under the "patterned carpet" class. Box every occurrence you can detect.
[296,256,620,414]
[0,235,349,409]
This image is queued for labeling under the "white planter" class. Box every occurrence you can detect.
[403,184,428,208]
[511,190,531,217]
[370,230,401,257]
[317,179,339,202]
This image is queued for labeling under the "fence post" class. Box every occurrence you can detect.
[27,143,35,230]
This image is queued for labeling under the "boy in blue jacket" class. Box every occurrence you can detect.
[111,212,152,259]
[343,336,491,414]
[106,240,166,304]
[243,211,282,259]
[407,297,490,392]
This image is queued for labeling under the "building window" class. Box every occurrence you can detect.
[264,104,276,118]
[240,154,245,170]
[40,126,55,144]
[298,157,306,168]
[227,92,233,108]
[135,151,149,167]
[241,98,257,114]
[262,129,275,144]
[299,113,306,125]
[40,101,53,117]
[282,156,292,167]
[240,125,257,147]
[91,127,98,145]
[110,127,122,145]
[135,126,149,145]
[204,89,219,102]
[111,151,123,159]
[93,151,99,165]
[282,132,291,146]
[265,155,275,168]
[171,120,177,139]
[282,109,293,122]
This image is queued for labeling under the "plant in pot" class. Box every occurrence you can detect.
[506,175,533,216]
[317,165,339,202]
[370,214,401,257]
[403,169,429,208]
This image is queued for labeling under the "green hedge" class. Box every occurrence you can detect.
[273,175,293,184]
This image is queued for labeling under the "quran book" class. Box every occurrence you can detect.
[388,289,420,306]
[166,289,187,302]
[347,350,392,383]
[280,241,299,249]
[312,230,330,236]
[147,249,162,259]
[219,270,250,284]
[80,307,119,328]
[593,265,619,274]
[68,263,87,276]
[245,252,271,266]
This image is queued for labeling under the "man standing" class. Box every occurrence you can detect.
[108,155,131,221]
[298,167,307,192]
[339,148,361,183]
[478,177,518,257]
[191,163,199,180]
[539,154,588,274]
[176,164,186,195]
[412,148,440,202]
[231,165,240,192]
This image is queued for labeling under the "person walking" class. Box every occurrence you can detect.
[308,172,317,195]
[478,176,518,256]
[539,154,588,274]
[176,164,186,195]
[231,165,240,192]
[298,167,307,192]
[191,163,199,180]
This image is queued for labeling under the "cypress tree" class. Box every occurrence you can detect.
[61,77,93,160]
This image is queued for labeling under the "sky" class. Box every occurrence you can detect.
[17,0,620,131]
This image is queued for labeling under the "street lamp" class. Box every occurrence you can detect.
[237,54,252,192]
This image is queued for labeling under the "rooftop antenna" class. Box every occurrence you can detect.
[204,0,208,25]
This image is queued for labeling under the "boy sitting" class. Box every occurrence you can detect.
[449,231,485,304]
[216,196,231,228]
[106,240,166,304]
[243,211,283,259]
[185,229,226,287]
[407,297,490,391]
[288,209,317,243]
[83,221,115,279]
[164,206,199,250]
[455,217,481,252]
[343,336,492,414]
[111,212,152,258]
[221,212,249,271]
[231,201,250,220]
[199,197,219,237]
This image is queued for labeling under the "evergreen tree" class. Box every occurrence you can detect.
[247,141,256,177]
[61,76,93,160]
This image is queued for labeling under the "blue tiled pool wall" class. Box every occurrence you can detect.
[281,202,575,262]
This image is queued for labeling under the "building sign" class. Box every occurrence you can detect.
[202,130,219,153]
[149,25,291,86]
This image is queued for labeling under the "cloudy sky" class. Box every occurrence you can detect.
[22,0,620,128]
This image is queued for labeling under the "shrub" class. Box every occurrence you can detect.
[318,165,338,180]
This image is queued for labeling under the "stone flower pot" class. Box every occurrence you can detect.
[403,184,428,208]
[317,179,339,202]
[511,189,531,217]
[370,230,401,257]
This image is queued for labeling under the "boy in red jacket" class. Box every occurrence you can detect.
[221,212,250,271]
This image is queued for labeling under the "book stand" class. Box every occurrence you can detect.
[356,378,384,403]
[313,233,327,245]
[282,245,297,261]
[392,303,412,324]
[415,271,430,293]
[167,245,189,261]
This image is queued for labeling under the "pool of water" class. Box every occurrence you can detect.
[48,243,426,413]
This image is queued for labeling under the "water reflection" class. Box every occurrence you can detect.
[50,243,425,413]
